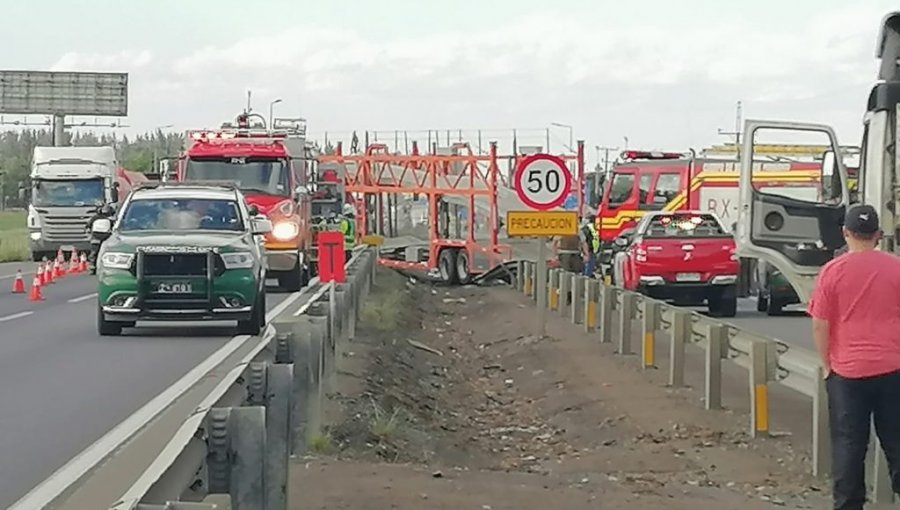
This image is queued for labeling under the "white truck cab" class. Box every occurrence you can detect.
[736,11,900,305]
[27,146,120,261]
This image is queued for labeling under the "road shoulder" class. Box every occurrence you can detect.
[288,269,830,509]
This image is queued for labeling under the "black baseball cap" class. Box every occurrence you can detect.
[844,204,880,234]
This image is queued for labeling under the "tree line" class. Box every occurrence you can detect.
[0,129,185,207]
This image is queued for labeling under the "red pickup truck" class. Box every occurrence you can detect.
[611,211,738,317]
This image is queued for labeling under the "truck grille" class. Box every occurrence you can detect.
[37,211,93,243]
[137,253,226,277]
[143,296,210,311]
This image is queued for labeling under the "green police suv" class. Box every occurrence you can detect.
[91,182,273,336]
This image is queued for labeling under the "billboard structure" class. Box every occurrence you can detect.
[0,70,128,145]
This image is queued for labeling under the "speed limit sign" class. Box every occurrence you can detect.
[513,154,573,211]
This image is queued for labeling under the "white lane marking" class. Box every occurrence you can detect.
[0,311,34,322]
[68,293,98,304]
[0,270,32,281]
[7,289,305,510]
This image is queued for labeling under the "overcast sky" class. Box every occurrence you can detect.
[1,0,895,164]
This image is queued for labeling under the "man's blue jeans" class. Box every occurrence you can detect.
[583,252,596,277]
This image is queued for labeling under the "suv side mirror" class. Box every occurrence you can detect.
[92,218,113,239]
[251,217,273,235]
[614,236,630,248]
[248,204,260,217]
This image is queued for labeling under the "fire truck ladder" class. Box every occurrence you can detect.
[318,142,513,284]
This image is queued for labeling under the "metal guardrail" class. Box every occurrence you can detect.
[12,247,377,510]
[517,261,898,505]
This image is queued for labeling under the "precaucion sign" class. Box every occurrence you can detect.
[506,210,578,237]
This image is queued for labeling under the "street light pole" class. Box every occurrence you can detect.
[269,99,283,130]
[550,122,573,152]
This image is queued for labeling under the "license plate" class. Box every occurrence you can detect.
[676,273,701,282]
[156,282,193,294]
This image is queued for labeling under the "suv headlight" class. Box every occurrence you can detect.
[221,252,255,270]
[101,252,134,270]
[272,221,300,241]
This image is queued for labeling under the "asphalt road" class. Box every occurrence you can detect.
[0,268,296,509]
[729,298,812,349]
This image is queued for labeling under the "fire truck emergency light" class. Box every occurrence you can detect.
[621,150,684,160]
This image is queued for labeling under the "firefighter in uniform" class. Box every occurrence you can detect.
[339,203,357,260]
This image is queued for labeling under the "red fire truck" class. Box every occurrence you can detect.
[173,114,315,291]
[596,150,823,265]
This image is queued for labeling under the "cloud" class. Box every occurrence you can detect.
[50,50,154,72]
[44,5,891,154]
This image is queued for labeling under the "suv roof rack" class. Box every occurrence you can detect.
[133,180,241,192]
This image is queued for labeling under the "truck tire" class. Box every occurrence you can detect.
[438,248,459,285]
[278,258,306,292]
[708,285,737,318]
[766,297,784,316]
[97,304,122,337]
[756,294,768,313]
[456,249,472,285]
[238,292,264,336]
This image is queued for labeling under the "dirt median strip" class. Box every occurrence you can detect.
[289,268,830,509]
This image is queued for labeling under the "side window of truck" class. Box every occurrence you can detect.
[638,173,653,204]
[608,173,635,208]
[654,173,681,205]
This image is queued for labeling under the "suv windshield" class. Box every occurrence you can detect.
[184,158,290,197]
[120,197,244,232]
[32,178,105,207]
[642,213,728,238]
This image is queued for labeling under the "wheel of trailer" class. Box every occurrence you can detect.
[438,248,459,285]
[97,303,122,336]
[456,249,472,285]
[31,251,44,263]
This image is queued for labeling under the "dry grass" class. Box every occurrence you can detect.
[358,288,405,331]
[0,211,28,263]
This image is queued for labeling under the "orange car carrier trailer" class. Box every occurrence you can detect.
[317,140,586,284]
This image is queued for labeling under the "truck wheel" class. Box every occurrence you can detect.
[438,249,459,285]
[756,294,768,313]
[708,285,737,318]
[456,249,472,285]
[97,304,122,337]
[257,289,268,329]
[31,251,44,262]
[719,285,738,317]
[766,297,784,316]
[238,292,263,336]
[278,260,305,292]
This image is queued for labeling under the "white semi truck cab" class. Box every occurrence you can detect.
[27,146,120,261]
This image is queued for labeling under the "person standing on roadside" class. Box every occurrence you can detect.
[808,204,900,510]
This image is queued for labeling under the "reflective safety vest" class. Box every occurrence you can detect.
[339,218,356,248]
[587,224,600,253]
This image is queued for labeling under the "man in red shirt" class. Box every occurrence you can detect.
[809,204,900,510]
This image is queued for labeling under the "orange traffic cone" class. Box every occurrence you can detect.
[69,251,79,274]
[37,263,47,285]
[56,248,64,263]
[79,253,88,272]
[52,259,63,280]
[28,275,44,301]
[12,270,25,294]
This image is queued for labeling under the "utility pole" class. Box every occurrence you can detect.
[595,145,619,175]
[717,100,743,158]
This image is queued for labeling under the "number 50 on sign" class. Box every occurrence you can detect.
[513,154,573,211]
